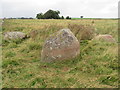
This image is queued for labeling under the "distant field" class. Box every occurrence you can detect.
[71,18,118,20]
[2,19,118,88]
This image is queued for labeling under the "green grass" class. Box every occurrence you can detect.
[2,19,118,88]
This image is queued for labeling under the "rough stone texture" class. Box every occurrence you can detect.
[41,29,80,62]
[93,34,116,43]
[4,32,26,40]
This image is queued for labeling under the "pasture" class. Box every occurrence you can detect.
[1,19,118,88]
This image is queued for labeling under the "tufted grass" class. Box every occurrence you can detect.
[2,19,118,88]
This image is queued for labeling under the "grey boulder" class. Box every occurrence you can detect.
[3,32,26,40]
[93,34,116,43]
[41,29,80,62]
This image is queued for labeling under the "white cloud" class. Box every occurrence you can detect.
[0,0,2,18]
[1,0,119,18]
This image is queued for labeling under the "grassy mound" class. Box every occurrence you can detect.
[2,19,118,88]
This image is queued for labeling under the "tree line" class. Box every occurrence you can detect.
[36,10,71,19]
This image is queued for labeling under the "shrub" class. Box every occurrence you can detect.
[66,16,71,19]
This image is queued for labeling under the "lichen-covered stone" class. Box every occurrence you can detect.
[41,29,80,62]
[93,34,116,43]
[3,32,26,40]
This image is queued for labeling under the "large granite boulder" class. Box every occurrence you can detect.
[93,34,116,43]
[41,29,80,62]
[3,32,26,40]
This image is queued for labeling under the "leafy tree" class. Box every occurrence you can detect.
[66,16,71,19]
[55,10,60,15]
[43,10,60,19]
[36,10,60,19]
[36,13,44,19]
[61,16,64,19]
[81,16,83,18]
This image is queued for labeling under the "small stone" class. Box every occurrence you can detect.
[93,34,116,43]
[3,32,26,40]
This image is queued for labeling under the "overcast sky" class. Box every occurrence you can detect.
[1,0,119,18]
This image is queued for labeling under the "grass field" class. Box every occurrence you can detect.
[1,19,118,88]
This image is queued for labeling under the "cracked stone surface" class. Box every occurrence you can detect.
[41,28,80,62]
